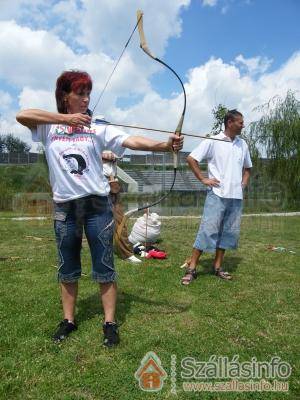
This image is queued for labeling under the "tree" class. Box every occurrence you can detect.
[211,104,228,135]
[0,135,5,152]
[0,134,30,153]
[248,91,300,207]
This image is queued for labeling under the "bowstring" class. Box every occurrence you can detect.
[91,14,142,116]
[88,13,142,192]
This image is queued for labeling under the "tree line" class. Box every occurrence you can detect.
[0,133,30,153]
[1,91,299,209]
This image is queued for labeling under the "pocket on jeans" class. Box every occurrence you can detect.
[54,211,67,222]
[54,219,67,240]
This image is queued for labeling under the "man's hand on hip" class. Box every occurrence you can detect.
[201,178,220,188]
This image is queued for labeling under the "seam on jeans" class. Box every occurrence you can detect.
[97,216,115,271]
[107,196,114,212]
[54,220,67,276]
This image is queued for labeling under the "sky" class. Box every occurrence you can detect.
[0,0,299,152]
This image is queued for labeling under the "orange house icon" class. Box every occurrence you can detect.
[135,352,168,392]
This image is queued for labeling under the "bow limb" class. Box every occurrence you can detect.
[113,11,187,249]
[137,10,187,173]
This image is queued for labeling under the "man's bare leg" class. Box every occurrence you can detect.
[188,248,203,270]
[213,248,232,279]
[213,248,225,270]
[181,248,202,285]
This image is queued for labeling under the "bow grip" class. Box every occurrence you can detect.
[173,114,184,169]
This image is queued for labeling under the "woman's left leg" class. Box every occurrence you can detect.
[85,198,119,346]
[100,281,117,323]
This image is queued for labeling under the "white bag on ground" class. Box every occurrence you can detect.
[129,212,161,244]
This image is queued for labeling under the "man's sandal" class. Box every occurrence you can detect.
[214,268,232,280]
[181,268,198,285]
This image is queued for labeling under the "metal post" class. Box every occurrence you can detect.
[162,153,165,192]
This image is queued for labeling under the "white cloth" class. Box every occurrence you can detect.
[102,151,117,180]
[31,120,128,202]
[129,213,161,244]
[189,132,252,199]
[102,161,117,179]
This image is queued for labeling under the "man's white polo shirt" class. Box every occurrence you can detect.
[189,132,252,199]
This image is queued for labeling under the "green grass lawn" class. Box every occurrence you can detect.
[0,216,299,399]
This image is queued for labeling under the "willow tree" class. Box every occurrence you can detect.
[248,91,300,207]
[211,104,228,135]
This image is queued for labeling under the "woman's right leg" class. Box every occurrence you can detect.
[60,281,78,322]
[53,209,82,342]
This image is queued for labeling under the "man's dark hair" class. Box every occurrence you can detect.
[224,109,243,128]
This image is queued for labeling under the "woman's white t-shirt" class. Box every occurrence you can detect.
[31,120,129,202]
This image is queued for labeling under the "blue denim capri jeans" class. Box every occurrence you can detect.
[53,195,115,283]
[194,189,243,252]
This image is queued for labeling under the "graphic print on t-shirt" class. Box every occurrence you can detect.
[59,147,90,177]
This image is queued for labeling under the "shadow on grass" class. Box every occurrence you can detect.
[76,256,242,324]
[76,292,100,323]
[76,291,190,326]
[198,255,242,276]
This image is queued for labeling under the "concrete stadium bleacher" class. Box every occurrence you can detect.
[123,169,207,192]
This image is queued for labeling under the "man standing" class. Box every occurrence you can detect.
[181,110,252,285]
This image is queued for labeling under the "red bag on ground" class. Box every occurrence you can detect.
[146,249,167,259]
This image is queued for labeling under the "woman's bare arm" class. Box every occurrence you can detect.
[123,134,183,152]
[16,109,91,129]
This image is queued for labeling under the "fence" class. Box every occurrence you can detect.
[0,152,39,164]
[0,151,191,166]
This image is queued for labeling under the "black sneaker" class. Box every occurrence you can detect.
[53,319,77,343]
[103,322,120,348]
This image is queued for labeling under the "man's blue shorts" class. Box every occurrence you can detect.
[53,195,115,283]
[194,189,243,252]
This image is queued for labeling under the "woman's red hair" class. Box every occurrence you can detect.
[55,70,93,113]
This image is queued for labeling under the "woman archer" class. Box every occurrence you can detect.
[16,70,183,347]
